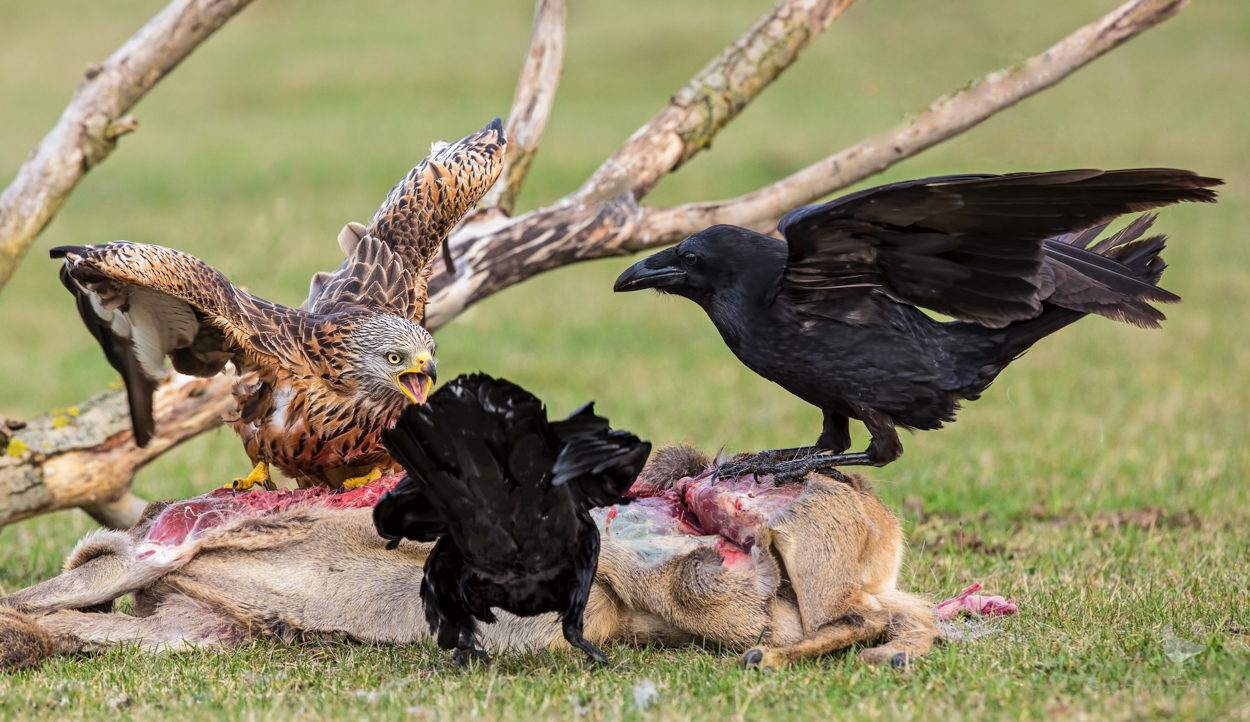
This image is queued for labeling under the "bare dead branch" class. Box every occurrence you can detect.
[0,0,1189,528]
[477,0,567,218]
[428,0,1188,327]
[0,374,234,528]
[633,0,1192,246]
[570,0,856,205]
[427,0,856,325]
[0,0,256,293]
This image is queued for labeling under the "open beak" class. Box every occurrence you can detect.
[397,356,436,405]
[613,256,686,292]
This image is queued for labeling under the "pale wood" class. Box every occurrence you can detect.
[634,0,1192,244]
[426,0,857,327]
[0,374,235,527]
[0,0,257,293]
[476,0,567,218]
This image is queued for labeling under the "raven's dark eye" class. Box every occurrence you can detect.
[682,253,698,265]
[387,352,403,365]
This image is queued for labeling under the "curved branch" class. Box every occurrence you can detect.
[0,374,235,528]
[570,0,856,205]
[632,0,1191,246]
[477,0,567,218]
[0,0,257,293]
[428,0,857,321]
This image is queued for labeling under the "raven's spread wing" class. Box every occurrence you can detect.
[551,402,651,509]
[306,119,507,322]
[778,169,1220,328]
[52,242,305,446]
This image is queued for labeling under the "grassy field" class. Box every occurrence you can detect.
[1,0,1247,719]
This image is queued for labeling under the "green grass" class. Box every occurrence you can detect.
[1,0,1248,719]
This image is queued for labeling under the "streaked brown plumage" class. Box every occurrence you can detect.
[52,119,506,488]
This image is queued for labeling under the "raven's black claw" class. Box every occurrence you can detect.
[452,647,490,668]
[715,449,876,483]
[581,654,608,671]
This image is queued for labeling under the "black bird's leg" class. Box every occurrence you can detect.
[860,408,904,465]
[713,411,896,480]
[714,445,824,480]
[817,411,852,454]
[450,620,489,667]
[563,520,609,669]
[562,612,608,669]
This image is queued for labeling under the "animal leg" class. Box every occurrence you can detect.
[228,461,274,492]
[741,609,891,672]
[0,529,177,617]
[855,609,936,670]
[860,409,903,465]
[561,615,608,669]
[715,409,903,478]
[36,595,247,658]
[817,411,851,453]
[562,529,609,669]
[561,568,609,669]
[714,449,870,481]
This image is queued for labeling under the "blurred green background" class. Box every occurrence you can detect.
[1,1,1247,718]
[1,0,1246,528]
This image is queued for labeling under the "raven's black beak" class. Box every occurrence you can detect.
[613,257,685,292]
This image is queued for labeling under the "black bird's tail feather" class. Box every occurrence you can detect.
[958,216,1174,400]
[1041,213,1178,328]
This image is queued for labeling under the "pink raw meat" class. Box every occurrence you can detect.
[603,469,810,570]
[142,467,816,576]
[143,473,405,549]
[933,583,1018,620]
[678,471,805,551]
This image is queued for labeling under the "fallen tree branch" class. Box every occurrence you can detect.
[0,374,235,528]
[633,0,1192,245]
[0,0,1188,529]
[426,0,856,326]
[476,0,567,218]
[0,0,257,293]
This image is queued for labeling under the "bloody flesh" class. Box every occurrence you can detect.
[138,470,806,574]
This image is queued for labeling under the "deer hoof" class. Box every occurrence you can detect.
[741,647,777,672]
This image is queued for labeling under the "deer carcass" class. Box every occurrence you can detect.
[0,446,936,672]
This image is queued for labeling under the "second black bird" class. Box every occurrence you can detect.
[374,373,650,667]
[614,168,1220,477]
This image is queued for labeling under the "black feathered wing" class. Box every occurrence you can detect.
[778,169,1219,328]
[377,374,581,575]
[550,402,651,509]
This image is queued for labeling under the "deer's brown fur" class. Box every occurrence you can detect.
[0,448,936,672]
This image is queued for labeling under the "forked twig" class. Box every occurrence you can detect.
[0,0,1189,528]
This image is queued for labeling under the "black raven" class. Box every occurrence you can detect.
[614,169,1219,477]
[374,373,651,667]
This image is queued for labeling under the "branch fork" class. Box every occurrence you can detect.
[0,0,1189,527]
